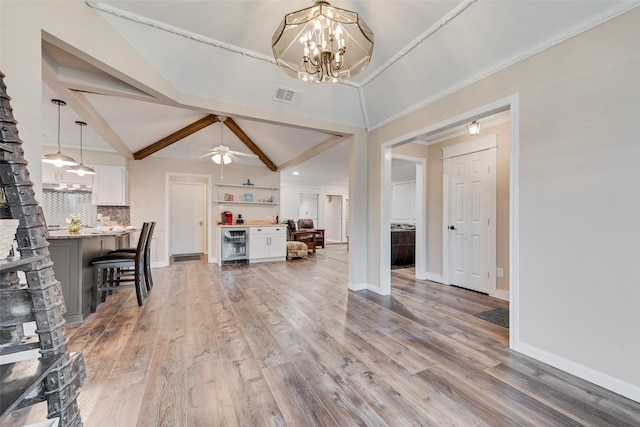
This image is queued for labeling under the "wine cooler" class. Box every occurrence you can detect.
[220,227,249,265]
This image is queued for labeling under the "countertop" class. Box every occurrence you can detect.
[217,223,283,228]
[47,227,136,240]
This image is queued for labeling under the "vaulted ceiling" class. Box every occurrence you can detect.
[41,0,638,185]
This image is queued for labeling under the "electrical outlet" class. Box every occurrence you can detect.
[497,267,504,277]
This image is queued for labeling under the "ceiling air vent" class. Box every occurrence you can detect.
[273,87,302,105]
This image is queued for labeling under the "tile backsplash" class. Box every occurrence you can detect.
[41,190,96,227]
[41,190,130,227]
[97,205,130,226]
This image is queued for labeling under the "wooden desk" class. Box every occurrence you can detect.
[290,230,316,253]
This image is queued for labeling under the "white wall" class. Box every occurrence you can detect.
[391,181,416,224]
[367,8,640,402]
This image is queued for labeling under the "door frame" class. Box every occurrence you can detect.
[164,173,212,264]
[442,135,497,296]
[324,194,343,244]
[379,93,520,349]
[169,181,207,256]
[391,153,427,281]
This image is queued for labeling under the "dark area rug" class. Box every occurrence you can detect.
[475,307,509,328]
[172,254,202,262]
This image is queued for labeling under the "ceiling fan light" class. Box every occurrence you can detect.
[222,154,232,165]
[212,153,222,164]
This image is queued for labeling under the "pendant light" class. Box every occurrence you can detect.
[42,99,78,167]
[66,121,95,176]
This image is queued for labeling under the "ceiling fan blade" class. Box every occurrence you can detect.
[227,153,240,162]
[229,150,258,158]
[198,151,217,158]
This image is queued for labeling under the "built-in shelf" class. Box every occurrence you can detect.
[215,201,277,205]
[215,183,279,206]
[215,183,279,190]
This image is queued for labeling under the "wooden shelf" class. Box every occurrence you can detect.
[214,201,277,205]
[215,184,279,190]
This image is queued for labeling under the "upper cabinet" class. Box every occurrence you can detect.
[91,165,128,206]
[42,162,94,185]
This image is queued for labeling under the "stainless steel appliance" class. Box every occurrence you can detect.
[221,227,248,265]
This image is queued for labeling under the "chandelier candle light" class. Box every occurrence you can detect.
[42,99,78,167]
[272,0,374,83]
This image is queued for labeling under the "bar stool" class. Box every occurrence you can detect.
[90,222,150,312]
[110,221,155,291]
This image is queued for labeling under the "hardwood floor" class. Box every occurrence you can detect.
[4,244,640,426]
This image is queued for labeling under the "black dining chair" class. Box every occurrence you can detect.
[110,221,155,291]
[90,222,150,311]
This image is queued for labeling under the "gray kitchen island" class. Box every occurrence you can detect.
[47,228,135,323]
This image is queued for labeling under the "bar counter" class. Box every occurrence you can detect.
[47,228,136,322]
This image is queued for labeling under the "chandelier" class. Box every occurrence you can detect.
[272,0,374,83]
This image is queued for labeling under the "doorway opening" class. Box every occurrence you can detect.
[325,194,344,244]
[165,173,212,263]
[380,95,519,346]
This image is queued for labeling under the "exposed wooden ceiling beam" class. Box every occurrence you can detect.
[278,134,347,171]
[224,118,277,172]
[133,114,218,160]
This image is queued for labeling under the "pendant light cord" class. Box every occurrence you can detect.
[56,101,62,153]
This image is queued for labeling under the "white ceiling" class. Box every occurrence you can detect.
[41,0,638,186]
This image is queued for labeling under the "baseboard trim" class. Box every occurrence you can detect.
[517,342,640,403]
[494,288,509,301]
[151,260,169,268]
[348,282,368,292]
[420,273,445,283]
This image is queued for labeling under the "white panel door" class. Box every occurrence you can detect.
[170,182,206,255]
[447,149,496,293]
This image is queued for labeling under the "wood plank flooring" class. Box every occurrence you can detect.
[3,244,640,426]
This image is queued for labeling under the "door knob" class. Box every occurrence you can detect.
[448,225,457,230]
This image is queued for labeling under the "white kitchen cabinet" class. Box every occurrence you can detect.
[249,226,286,262]
[42,162,94,185]
[91,164,128,206]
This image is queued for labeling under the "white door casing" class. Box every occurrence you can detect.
[443,135,497,295]
[170,182,206,255]
[325,195,343,243]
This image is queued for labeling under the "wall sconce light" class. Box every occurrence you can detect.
[467,121,481,136]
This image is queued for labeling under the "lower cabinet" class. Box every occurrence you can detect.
[249,226,286,263]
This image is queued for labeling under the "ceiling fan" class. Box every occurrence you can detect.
[199,117,257,177]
